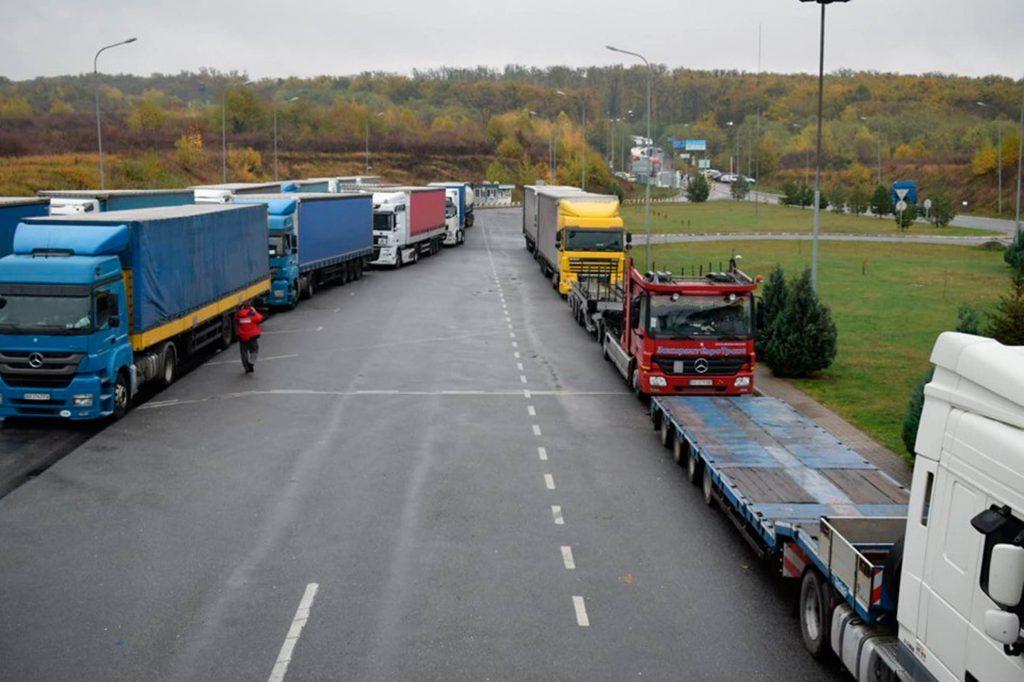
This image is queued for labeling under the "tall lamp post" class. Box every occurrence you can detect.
[606,45,653,264]
[273,96,299,181]
[800,0,849,292]
[1016,76,1024,235]
[94,37,137,190]
[557,90,587,190]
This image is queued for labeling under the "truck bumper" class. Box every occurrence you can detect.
[267,278,297,307]
[371,246,399,266]
[642,371,755,396]
[0,375,109,420]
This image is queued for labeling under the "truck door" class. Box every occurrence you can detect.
[94,287,125,349]
[631,294,647,357]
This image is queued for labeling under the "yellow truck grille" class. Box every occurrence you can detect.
[568,257,619,276]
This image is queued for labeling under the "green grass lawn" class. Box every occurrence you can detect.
[621,201,1001,237]
[635,240,1012,457]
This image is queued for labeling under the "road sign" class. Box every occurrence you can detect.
[896,200,908,213]
[685,139,707,152]
[923,198,933,209]
[895,189,909,201]
[698,159,711,169]
[892,180,918,206]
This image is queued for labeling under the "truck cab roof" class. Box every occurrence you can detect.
[37,189,192,200]
[0,253,121,286]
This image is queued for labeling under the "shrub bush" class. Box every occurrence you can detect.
[762,268,838,377]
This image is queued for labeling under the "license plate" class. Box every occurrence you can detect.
[689,379,713,387]
[23,393,51,401]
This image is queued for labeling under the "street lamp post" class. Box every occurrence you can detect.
[273,96,299,182]
[606,45,654,264]
[800,0,850,292]
[93,37,137,190]
[557,90,587,190]
[222,79,255,183]
[1016,76,1024,234]
[977,101,1004,214]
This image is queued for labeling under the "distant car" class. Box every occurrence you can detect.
[720,173,738,183]
[707,169,722,180]
[742,175,757,185]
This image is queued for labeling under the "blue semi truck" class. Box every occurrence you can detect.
[0,197,50,257]
[38,189,194,214]
[233,192,373,308]
[0,204,269,421]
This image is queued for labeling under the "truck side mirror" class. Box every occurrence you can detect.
[755,300,766,331]
[988,544,1024,609]
[626,232,633,245]
[109,316,120,329]
[984,610,1022,650]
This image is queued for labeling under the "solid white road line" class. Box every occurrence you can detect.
[561,545,576,570]
[572,596,590,627]
[551,505,564,525]
[268,582,319,682]
[537,446,548,461]
[544,473,555,490]
[532,424,542,436]
[527,405,536,416]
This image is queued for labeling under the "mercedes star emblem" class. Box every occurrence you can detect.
[27,352,45,369]
[694,358,710,374]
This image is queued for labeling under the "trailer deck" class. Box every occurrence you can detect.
[653,396,909,549]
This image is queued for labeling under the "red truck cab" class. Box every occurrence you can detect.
[601,260,759,396]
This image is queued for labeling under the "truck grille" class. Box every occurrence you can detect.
[568,258,617,276]
[0,351,84,389]
[653,356,746,376]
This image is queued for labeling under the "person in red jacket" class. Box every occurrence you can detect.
[234,303,264,373]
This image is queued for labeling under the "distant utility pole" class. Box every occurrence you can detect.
[1016,75,1024,235]
[273,96,299,181]
[977,101,1005,214]
[557,90,587,190]
[93,37,137,190]
[799,0,850,293]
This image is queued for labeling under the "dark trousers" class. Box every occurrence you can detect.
[240,337,259,371]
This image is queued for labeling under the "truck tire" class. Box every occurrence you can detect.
[672,437,687,465]
[306,277,316,299]
[411,249,419,264]
[218,314,234,349]
[157,342,177,389]
[111,371,130,420]
[686,449,701,485]
[395,250,403,268]
[799,570,833,660]
[660,419,674,448]
[702,467,717,508]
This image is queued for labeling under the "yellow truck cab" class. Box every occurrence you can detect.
[526,187,625,295]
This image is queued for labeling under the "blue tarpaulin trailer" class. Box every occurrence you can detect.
[233,192,373,307]
[0,197,49,257]
[281,180,331,193]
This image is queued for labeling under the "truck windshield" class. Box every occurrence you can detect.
[564,228,623,252]
[373,212,395,231]
[446,200,456,219]
[0,293,93,334]
[648,294,752,340]
[268,234,289,257]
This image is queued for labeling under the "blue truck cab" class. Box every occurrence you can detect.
[0,204,270,421]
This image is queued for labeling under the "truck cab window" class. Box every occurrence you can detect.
[920,471,934,526]
[629,296,642,329]
[95,290,118,329]
[373,213,394,231]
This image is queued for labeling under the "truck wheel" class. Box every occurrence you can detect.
[672,437,687,465]
[660,419,674,449]
[551,272,559,291]
[411,249,419,264]
[306,277,316,299]
[217,314,234,349]
[799,570,833,660]
[157,342,177,388]
[702,467,717,508]
[111,372,130,420]
[395,251,403,268]
[686,449,701,484]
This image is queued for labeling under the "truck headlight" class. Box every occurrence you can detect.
[734,377,751,388]
[649,376,667,388]
[273,290,284,297]
[73,394,94,407]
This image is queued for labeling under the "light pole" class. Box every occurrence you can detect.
[727,121,736,175]
[222,79,255,183]
[977,101,1004,214]
[557,90,586,189]
[607,45,654,264]
[365,111,384,174]
[800,0,849,292]
[1016,76,1024,234]
[273,96,299,181]
[93,37,137,190]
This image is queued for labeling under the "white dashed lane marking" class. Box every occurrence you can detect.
[544,474,556,490]
[537,446,548,461]
[527,405,536,416]
[561,546,576,570]
[267,582,319,682]
[551,505,564,525]
[532,424,542,436]
[572,596,590,627]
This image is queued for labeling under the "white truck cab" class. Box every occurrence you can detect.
[48,197,101,215]
[901,332,1024,681]
[371,191,409,266]
[442,187,463,246]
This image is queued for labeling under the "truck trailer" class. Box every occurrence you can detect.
[649,333,1024,681]
[39,189,194,216]
[428,181,475,228]
[370,187,447,267]
[529,188,627,295]
[569,258,759,396]
[192,182,284,204]
[0,204,270,421]
[233,192,373,307]
[281,180,331,193]
[0,197,49,257]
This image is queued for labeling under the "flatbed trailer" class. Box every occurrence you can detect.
[651,395,915,676]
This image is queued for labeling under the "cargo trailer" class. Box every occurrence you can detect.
[0,197,49,257]
[370,187,447,267]
[39,189,194,216]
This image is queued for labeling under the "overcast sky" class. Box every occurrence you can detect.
[3,0,1022,81]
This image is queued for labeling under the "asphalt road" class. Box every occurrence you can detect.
[0,209,840,681]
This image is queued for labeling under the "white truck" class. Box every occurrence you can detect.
[370,187,447,267]
[650,332,1024,680]
[442,187,465,247]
